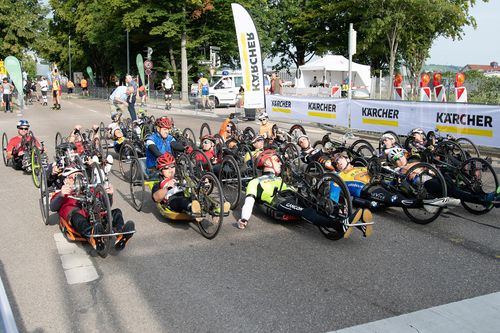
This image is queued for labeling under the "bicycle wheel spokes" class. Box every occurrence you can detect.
[31,147,42,188]
[92,184,112,258]
[402,163,446,224]
[39,168,50,225]
[197,173,224,239]
[119,143,138,180]
[129,158,145,211]
[460,158,498,215]
[219,156,241,210]
[316,173,352,240]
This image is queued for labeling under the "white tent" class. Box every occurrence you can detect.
[295,55,372,97]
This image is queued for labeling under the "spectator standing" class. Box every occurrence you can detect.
[80,77,88,96]
[126,75,138,121]
[198,73,210,111]
[310,76,319,87]
[270,72,283,95]
[1,77,15,112]
[39,77,49,106]
[66,80,75,94]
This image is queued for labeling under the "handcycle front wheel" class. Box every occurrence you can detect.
[2,132,9,166]
[119,142,139,180]
[196,172,224,239]
[219,155,241,210]
[402,162,447,224]
[31,147,42,188]
[315,172,353,240]
[129,158,146,211]
[459,157,498,215]
[91,184,113,258]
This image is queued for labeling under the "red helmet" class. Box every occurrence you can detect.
[257,149,279,168]
[200,135,216,143]
[156,152,176,169]
[155,117,173,129]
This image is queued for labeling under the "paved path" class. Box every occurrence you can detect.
[0,98,499,332]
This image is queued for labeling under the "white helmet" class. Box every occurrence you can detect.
[258,112,269,121]
[411,128,425,136]
[387,147,405,162]
[62,167,82,177]
[380,133,396,142]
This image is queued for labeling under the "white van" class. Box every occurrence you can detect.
[189,71,270,107]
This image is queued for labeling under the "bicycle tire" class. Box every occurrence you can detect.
[402,162,447,224]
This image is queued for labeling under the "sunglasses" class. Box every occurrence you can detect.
[202,140,213,144]
[19,127,29,131]
[161,165,175,170]
[393,155,403,162]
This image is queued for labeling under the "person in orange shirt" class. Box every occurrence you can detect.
[80,78,88,96]
[66,80,75,94]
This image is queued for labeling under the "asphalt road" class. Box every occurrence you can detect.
[0,96,499,333]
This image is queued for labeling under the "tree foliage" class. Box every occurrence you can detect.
[0,0,47,59]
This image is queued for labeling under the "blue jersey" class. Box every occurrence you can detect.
[145,132,176,168]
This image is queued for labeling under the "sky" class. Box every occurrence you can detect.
[427,0,500,66]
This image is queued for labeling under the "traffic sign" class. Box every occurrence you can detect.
[145,69,152,76]
[144,60,153,70]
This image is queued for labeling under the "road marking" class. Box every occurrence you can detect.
[330,292,500,333]
[88,109,98,113]
[53,233,98,284]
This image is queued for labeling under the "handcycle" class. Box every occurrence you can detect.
[2,130,48,188]
[313,131,376,159]
[255,153,369,240]
[418,146,498,215]
[363,156,448,224]
[39,158,131,258]
[128,154,227,239]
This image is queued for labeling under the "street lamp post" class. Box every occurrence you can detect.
[126,30,130,74]
[68,35,72,82]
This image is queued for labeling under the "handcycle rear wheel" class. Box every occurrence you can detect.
[350,139,376,158]
[39,167,50,225]
[459,157,498,215]
[2,132,9,166]
[219,155,241,210]
[287,124,306,143]
[91,184,112,258]
[456,138,480,159]
[315,172,353,240]
[129,157,145,211]
[196,172,224,239]
[119,142,139,180]
[402,162,447,224]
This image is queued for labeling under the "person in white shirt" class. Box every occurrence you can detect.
[39,77,49,106]
[161,73,174,110]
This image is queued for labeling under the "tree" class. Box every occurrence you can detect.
[0,0,47,59]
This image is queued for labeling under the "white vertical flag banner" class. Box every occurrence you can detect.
[231,3,265,109]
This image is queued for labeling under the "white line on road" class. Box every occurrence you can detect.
[330,292,500,333]
[53,233,98,285]
[88,109,98,113]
